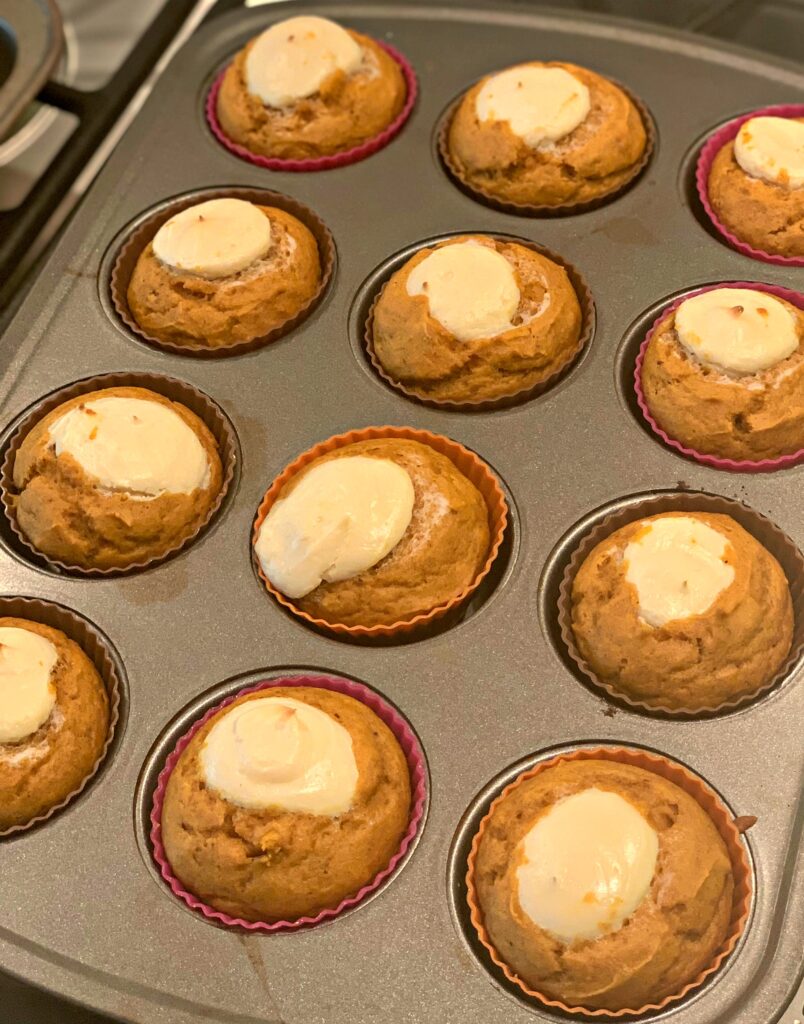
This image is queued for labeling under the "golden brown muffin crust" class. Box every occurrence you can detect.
[12,386,224,570]
[216,30,405,159]
[268,438,491,627]
[127,206,322,349]
[161,686,411,922]
[707,120,804,258]
[371,236,583,403]
[474,759,734,1011]
[447,62,648,207]
[0,618,110,831]
[570,512,794,710]
[641,297,804,461]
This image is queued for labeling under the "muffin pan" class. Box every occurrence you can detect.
[0,3,801,1023]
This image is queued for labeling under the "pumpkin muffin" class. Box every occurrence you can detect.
[472,758,734,1011]
[641,287,804,461]
[0,618,109,831]
[126,197,322,350]
[161,685,411,922]
[570,511,793,710]
[254,438,491,627]
[707,115,804,258]
[446,61,649,208]
[216,15,406,160]
[371,235,584,403]
[11,386,224,570]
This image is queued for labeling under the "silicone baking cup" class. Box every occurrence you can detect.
[558,490,804,717]
[150,673,427,931]
[109,186,335,357]
[0,596,122,838]
[634,281,804,472]
[206,42,417,172]
[466,744,753,1018]
[363,236,596,411]
[0,371,237,577]
[251,426,509,638]
[695,104,804,266]
[437,79,655,216]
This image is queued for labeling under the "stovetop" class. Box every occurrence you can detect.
[1,0,802,1022]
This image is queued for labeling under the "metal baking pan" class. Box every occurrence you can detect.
[0,0,63,139]
[0,3,802,1023]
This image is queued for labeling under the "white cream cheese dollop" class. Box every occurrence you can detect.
[734,116,804,190]
[406,241,521,342]
[255,456,414,599]
[201,696,358,814]
[516,788,658,944]
[624,516,735,628]
[48,397,210,498]
[675,288,798,375]
[0,627,58,744]
[245,15,363,109]
[475,65,591,148]
[152,198,272,279]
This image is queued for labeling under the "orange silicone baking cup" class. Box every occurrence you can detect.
[437,79,655,216]
[466,745,753,1018]
[251,426,508,638]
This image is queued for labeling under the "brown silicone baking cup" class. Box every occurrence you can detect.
[251,426,508,638]
[363,236,596,411]
[109,186,335,358]
[437,81,655,216]
[557,492,804,717]
[466,744,753,1017]
[0,596,123,837]
[0,371,238,577]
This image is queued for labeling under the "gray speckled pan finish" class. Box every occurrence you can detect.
[0,3,802,1023]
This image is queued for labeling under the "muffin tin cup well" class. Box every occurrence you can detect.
[436,81,655,217]
[0,596,123,838]
[633,282,804,472]
[363,236,596,411]
[251,426,508,639]
[205,42,418,173]
[149,672,428,932]
[109,186,336,358]
[0,372,238,577]
[465,744,753,1019]
[557,491,804,718]
[695,104,804,267]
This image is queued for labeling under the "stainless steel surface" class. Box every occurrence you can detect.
[0,3,802,1023]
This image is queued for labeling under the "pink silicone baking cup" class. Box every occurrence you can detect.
[149,673,427,932]
[634,281,804,472]
[206,43,417,172]
[695,105,804,266]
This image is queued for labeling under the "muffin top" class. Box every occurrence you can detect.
[14,387,214,499]
[254,437,491,627]
[161,685,411,922]
[371,235,583,403]
[447,60,647,206]
[569,511,794,709]
[216,15,405,160]
[473,758,735,1010]
[0,616,110,831]
[641,287,804,460]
